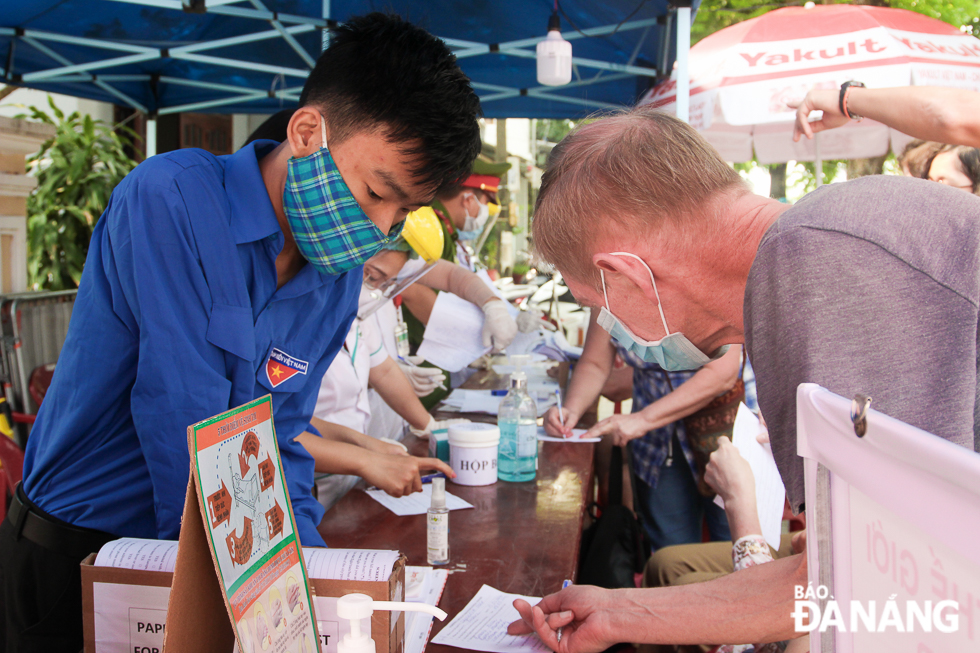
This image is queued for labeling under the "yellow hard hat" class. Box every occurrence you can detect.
[402,206,445,264]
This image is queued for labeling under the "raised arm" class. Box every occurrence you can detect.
[543,311,618,437]
[792,86,980,147]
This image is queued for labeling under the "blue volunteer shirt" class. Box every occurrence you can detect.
[22,140,360,546]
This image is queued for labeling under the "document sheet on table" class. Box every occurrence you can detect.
[431,584,550,653]
[536,426,599,443]
[365,483,475,516]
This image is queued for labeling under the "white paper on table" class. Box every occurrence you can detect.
[405,567,449,653]
[418,292,491,372]
[536,426,600,443]
[94,538,179,572]
[431,584,551,653]
[365,483,474,516]
[712,403,786,550]
[302,548,400,581]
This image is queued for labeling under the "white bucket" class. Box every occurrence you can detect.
[448,423,500,486]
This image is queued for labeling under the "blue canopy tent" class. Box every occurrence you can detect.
[1,0,698,123]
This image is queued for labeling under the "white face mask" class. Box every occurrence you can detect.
[461,192,490,234]
[595,252,729,372]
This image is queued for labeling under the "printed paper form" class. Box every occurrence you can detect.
[713,403,786,550]
[365,483,474,516]
[431,584,550,653]
[405,567,449,653]
[302,548,400,582]
[418,292,490,372]
[95,537,179,572]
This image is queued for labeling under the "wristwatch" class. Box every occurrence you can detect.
[839,81,866,121]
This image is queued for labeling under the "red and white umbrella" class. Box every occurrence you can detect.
[641,4,980,164]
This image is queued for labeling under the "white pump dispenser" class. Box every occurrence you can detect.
[508,354,531,387]
[336,593,448,653]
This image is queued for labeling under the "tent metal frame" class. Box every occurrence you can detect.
[3,0,684,117]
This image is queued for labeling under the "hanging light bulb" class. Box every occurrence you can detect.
[536,5,572,86]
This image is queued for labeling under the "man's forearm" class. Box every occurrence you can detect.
[639,346,741,431]
[614,553,806,645]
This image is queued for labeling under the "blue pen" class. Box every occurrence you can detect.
[557,579,572,643]
[555,389,567,435]
[365,471,445,492]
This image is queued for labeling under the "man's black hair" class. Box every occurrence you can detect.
[300,13,482,195]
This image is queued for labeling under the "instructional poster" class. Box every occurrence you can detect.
[190,395,320,653]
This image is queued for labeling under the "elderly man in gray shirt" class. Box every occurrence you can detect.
[507,103,980,650]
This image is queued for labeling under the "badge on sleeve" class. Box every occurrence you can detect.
[265,348,309,388]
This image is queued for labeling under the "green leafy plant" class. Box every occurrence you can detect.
[19,97,138,290]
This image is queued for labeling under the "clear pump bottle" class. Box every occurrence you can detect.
[426,477,449,565]
[497,357,538,482]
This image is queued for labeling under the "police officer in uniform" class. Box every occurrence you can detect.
[401,160,511,353]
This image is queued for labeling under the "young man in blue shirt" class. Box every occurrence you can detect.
[0,13,481,653]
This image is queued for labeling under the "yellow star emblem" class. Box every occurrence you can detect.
[271,365,284,379]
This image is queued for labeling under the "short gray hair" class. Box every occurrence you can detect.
[532,105,748,287]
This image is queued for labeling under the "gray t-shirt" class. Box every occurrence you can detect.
[745,175,980,513]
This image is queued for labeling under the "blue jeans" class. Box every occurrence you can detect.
[632,435,731,552]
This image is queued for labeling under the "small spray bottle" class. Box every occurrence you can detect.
[427,477,449,565]
[337,593,447,653]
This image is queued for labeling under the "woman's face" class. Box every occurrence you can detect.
[928,151,974,191]
[362,249,409,289]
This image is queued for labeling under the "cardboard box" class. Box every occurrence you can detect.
[310,558,406,653]
[81,551,407,653]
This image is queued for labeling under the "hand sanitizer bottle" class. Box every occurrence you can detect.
[497,355,537,482]
[427,477,449,565]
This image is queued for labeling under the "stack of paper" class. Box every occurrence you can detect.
[303,548,401,581]
[94,538,179,572]
[405,566,449,653]
[418,292,491,372]
[95,539,402,583]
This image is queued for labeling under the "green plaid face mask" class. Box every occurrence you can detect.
[283,116,404,276]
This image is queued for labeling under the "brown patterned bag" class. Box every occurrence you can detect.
[662,359,745,497]
[683,378,745,497]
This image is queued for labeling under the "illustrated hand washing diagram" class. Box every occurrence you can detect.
[194,398,319,653]
[208,428,286,566]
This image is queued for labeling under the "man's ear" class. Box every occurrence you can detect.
[592,252,659,305]
[286,107,327,159]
